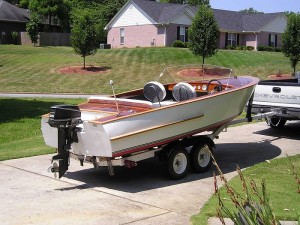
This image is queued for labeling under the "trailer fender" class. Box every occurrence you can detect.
[158,141,181,162]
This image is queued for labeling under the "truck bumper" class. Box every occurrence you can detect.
[251,104,300,120]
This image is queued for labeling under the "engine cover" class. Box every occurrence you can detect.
[48,105,81,128]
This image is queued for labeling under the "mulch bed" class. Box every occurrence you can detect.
[58,66,110,75]
[268,74,294,80]
[179,69,294,80]
[177,68,230,78]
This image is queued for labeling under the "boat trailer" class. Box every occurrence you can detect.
[48,104,276,180]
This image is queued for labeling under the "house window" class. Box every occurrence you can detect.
[269,34,277,47]
[227,33,237,46]
[177,26,188,42]
[120,28,124,45]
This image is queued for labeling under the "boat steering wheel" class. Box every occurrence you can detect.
[207,79,223,94]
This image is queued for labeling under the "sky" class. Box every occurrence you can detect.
[210,0,300,13]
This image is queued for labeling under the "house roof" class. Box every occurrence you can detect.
[212,8,284,32]
[131,0,191,23]
[0,0,29,23]
[119,0,285,32]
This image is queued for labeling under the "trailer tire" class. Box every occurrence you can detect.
[190,142,213,173]
[266,117,286,128]
[166,147,190,180]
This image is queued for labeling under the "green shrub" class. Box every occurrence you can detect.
[274,47,282,52]
[265,46,275,51]
[225,45,235,50]
[235,45,241,50]
[171,40,185,48]
[257,45,266,51]
[184,42,190,48]
[236,46,247,50]
[246,46,254,51]
[11,31,19,45]
[257,46,279,52]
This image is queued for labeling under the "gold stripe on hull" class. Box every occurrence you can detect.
[110,113,204,141]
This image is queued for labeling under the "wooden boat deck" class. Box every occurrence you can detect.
[78,81,234,123]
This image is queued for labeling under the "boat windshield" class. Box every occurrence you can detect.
[155,64,248,87]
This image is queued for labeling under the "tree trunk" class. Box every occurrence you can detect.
[83,56,86,69]
[201,55,205,78]
[293,66,296,76]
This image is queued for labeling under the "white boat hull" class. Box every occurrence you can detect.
[41,79,256,158]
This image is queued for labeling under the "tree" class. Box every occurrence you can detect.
[282,13,300,75]
[188,0,210,6]
[26,13,40,46]
[284,11,300,18]
[20,0,29,8]
[159,0,210,5]
[29,0,71,32]
[189,4,219,66]
[71,9,100,69]
[159,0,186,3]
[239,7,264,14]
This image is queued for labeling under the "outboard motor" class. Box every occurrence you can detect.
[48,105,82,178]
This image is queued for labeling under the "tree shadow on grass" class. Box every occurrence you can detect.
[0,98,70,124]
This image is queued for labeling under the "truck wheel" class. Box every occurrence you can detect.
[190,142,213,173]
[266,117,286,128]
[166,147,190,180]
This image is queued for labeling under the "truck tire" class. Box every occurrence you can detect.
[166,147,190,180]
[266,117,286,128]
[190,142,213,173]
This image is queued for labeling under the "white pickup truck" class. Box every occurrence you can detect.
[251,75,300,128]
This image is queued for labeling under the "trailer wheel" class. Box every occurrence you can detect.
[266,117,286,128]
[190,142,213,173]
[166,147,190,180]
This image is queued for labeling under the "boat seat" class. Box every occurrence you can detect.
[143,81,166,103]
[172,82,197,102]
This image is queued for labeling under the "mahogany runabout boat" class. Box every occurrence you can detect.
[41,65,259,179]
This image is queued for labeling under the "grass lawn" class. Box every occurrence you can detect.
[191,155,300,225]
[0,45,297,94]
[0,97,83,161]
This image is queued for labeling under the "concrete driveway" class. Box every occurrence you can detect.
[0,121,299,225]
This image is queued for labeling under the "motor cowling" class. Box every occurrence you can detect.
[48,105,81,128]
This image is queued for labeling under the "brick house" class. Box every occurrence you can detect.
[105,0,287,50]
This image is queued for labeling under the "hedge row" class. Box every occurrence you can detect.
[171,41,282,52]
[225,45,254,51]
[171,40,189,48]
[257,45,282,52]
